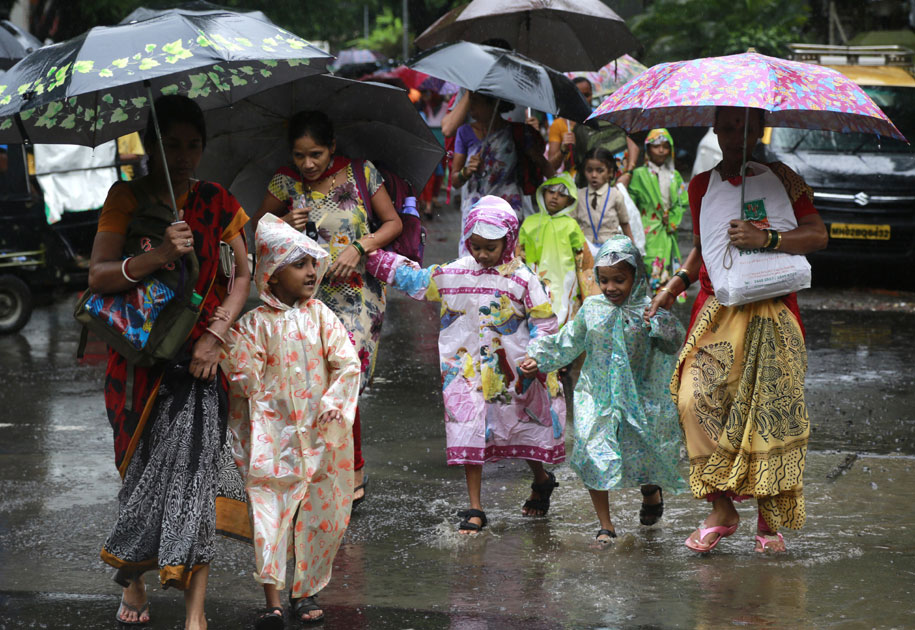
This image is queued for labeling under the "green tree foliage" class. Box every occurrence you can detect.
[632,0,811,64]
[348,7,403,59]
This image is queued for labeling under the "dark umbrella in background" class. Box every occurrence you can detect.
[409,41,591,122]
[120,0,272,24]
[414,0,639,72]
[0,10,332,217]
[0,20,43,70]
[198,74,445,213]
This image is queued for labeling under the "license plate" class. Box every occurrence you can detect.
[829,223,891,240]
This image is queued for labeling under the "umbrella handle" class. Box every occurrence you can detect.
[145,82,180,222]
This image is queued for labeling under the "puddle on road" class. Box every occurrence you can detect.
[1,213,914,628]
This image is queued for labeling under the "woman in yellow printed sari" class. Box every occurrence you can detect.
[645,107,827,553]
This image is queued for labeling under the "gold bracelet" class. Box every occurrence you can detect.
[763,230,774,249]
[773,231,782,250]
[658,286,675,297]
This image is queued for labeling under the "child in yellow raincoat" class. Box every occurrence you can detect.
[219,214,361,627]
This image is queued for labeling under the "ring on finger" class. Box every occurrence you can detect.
[185,238,193,247]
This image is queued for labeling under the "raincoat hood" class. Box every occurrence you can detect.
[254,214,329,310]
[535,172,579,217]
[593,235,648,307]
[461,195,520,265]
[645,128,676,170]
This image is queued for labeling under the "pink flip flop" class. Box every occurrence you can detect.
[755,532,786,553]
[684,523,739,552]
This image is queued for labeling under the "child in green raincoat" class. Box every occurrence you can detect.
[518,172,596,328]
[628,128,689,294]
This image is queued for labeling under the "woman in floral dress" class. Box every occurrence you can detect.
[253,110,402,506]
[450,92,552,255]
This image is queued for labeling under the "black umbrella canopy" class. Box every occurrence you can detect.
[198,74,445,211]
[415,0,639,72]
[410,41,591,122]
[120,1,272,25]
[0,11,332,146]
[0,20,43,70]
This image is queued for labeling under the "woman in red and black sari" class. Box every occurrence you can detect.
[88,95,250,629]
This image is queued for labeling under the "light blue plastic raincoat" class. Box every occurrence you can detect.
[528,235,686,490]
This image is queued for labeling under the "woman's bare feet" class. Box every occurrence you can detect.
[117,579,150,624]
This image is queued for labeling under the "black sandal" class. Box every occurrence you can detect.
[254,606,285,630]
[115,598,150,626]
[639,485,664,526]
[457,508,488,533]
[595,528,618,545]
[522,471,559,516]
[352,473,369,509]
[291,595,324,624]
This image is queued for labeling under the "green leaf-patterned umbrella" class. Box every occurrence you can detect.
[0,10,332,147]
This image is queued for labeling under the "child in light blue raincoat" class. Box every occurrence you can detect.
[521,235,685,544]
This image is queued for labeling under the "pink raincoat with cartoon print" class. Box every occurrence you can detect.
[219,214,361,599]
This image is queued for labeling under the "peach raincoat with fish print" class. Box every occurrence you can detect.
[220,214,360,598]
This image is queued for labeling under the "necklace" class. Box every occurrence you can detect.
[303,171,338,195]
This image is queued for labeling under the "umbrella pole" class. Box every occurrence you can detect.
[739,106,749,217]
[481,99,502,155]
[145,82,180,221]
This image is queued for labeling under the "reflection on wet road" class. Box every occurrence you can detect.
[1,208,913,628]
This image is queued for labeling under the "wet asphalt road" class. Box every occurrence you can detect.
[1,204,914,629]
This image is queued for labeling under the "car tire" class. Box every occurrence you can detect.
[0,274,32,334]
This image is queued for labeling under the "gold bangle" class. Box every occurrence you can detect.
[658,286,675,297]
[763,230,774,249]
[773,231,782,250]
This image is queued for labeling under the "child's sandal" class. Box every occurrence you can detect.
[291,596,324,624]
[254,606,285,630]
[457,508,488,533]
[522,471,559,516]
[639,485,664,526]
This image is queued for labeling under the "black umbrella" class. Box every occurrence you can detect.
[409,41,590,122]
[0,20,42,70]
[414,0,639,72]
[0,12,331,146]
[197,74,445,213]
[120,1,272,25]
[0,11,332,217]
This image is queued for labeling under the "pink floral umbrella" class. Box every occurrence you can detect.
[589,51,906,141]
[565,54,648,96]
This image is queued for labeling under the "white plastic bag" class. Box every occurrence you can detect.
[700,162,811,307]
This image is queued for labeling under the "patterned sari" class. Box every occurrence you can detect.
[98,181,250,590]
[672,297,809,532]
[673,164,816,533]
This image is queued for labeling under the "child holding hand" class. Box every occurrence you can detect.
[521,236,685,545]
[219,214,361,628]
[366,196,566,534]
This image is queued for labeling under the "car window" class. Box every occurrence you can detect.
[770,86,915,154]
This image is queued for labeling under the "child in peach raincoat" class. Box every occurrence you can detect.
[219,214,360,627]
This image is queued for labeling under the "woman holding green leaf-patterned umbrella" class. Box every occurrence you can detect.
[0,10,332,628]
